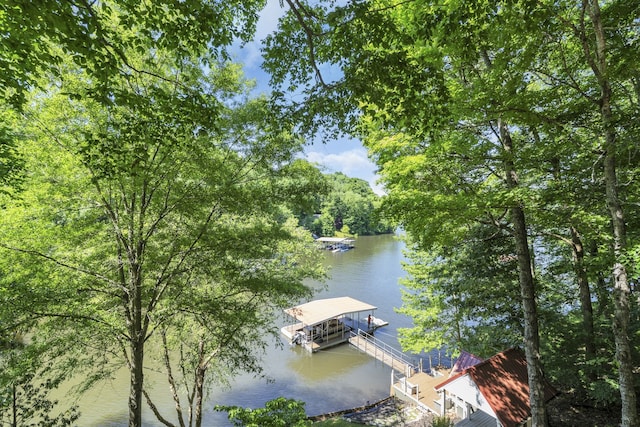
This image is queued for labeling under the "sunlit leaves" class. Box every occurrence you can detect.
[216,397,309,427]
[0,34,328,424]
[265,2,640,401]
[1,0,267,107]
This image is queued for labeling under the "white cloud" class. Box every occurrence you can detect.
[304,148,385,195]
[254,0,286,41]
[305,148,369,175]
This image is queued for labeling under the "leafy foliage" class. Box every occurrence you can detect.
[431,415,454,427]
[397,226,524,357]
[1,0,266,107]
[0,340,79,427]
[304,172,393,237]
[264,0,640,419]
[0,45,325,426]
[0,107,24,197]
[215,397,309,427]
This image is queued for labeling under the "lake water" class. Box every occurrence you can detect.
[67,233,424,426]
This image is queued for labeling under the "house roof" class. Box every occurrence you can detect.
[284,296,376,326]
[435,347,559,427]
[454,410,498,427]
[450,350,483,376]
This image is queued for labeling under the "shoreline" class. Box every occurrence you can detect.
[308,396,434,426]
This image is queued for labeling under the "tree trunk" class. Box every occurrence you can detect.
[512,206,548,426]
[584,1,638,424]
[194,364,206,427]
[193,366,205,427]
[604,136,637,426]
[570,226,597,371]
[192,338,207,427]
[129,318,145,427]
[161,330,186,427]
[12,383,17,427]
[128,267,145,427]
[500,119,547,426]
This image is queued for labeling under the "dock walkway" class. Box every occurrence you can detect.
[349,330,447,415]
[348,330,417,375]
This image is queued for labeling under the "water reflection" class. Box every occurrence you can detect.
[285,343,371,381]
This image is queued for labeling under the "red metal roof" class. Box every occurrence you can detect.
[435,348,559,427]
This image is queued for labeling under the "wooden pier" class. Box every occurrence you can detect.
[348,330,417,375]
[349,329,448,415]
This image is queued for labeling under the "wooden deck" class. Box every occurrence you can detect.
[392,370,451,414]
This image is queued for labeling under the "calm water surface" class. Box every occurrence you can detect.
[69,234,414,426]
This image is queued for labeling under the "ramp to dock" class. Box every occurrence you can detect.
[348,330,416,375]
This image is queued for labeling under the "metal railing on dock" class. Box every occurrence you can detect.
[348,329,417,376]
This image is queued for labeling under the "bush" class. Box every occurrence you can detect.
[215,397,310,427]
[431,415,454,427]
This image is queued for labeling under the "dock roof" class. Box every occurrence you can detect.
[284,296,376,326]
[316,237,355,243]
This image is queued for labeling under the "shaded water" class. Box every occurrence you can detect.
[67,234,418,426]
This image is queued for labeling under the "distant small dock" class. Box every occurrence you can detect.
[316,237,355,252]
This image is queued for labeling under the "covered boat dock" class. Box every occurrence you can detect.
[316,237,355,252]
[281,296,387,352]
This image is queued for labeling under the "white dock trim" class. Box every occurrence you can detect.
[282,297,380,353]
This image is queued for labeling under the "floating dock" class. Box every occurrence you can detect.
[315,237,355,252]
[281,296,387,353]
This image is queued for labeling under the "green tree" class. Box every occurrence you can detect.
[265,1,552,422]
[0,106,24,197]
[397,227,524,358]
[215,397,309,427]
[0,52,324,427]
[0,0,265,108]
[277,159,329,225]
[0,338,79,427]
[311,173,392,237]
[577,2,638,423]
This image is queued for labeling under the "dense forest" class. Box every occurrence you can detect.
[299,172,395,237]
[1,1,639,427]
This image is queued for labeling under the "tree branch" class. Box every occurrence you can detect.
[142,388,177,427]
[0,243,120,288]
[284,0,329,88]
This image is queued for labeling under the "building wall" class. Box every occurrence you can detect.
[439,374,497,419]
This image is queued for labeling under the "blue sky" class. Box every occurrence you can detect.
[233,0,383,195]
